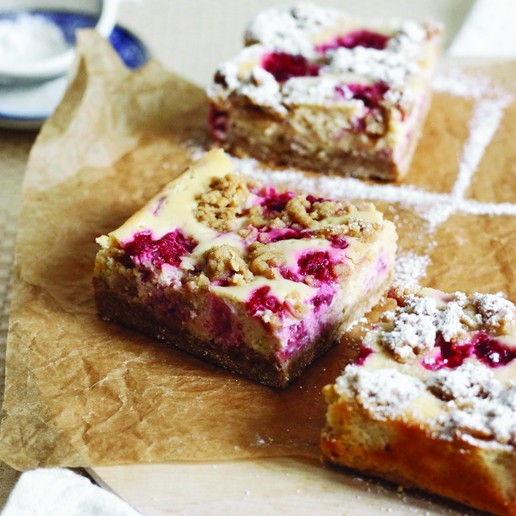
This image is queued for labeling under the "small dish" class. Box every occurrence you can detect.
[0,0,118,83]
[0,11,149,130]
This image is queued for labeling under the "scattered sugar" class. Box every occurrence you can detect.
[347,316,368,330]
[394,251,430,286]
[231,155,516,226]
[452,96,511,199]
[413,202,455,229]
[433,69,491,99]
[458,198,516,217]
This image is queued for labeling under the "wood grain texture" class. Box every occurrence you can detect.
[89,458,477,516]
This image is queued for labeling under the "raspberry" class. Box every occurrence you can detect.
[262,52,320,82]
[423,332,515,370]
[317,30,389,53]
[208,106,229,140]
[260,186,296,212]
[122,230,196,270]
[298,251,336,283]
[247,286,284,316]
[474,332,515,368]
[336,82,389,108]
[356,344,373,365]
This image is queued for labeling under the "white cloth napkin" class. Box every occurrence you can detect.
[1,469,140,516]
[448,0,516,58]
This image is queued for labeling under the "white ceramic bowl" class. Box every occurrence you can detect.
[0,0,119,82]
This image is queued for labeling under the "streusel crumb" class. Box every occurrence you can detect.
[310,200,343,221]
[248,242,285,279]
[283,196,317,229]
[247,205,270,229]
[196,174,250,232]
[204,244,253,285]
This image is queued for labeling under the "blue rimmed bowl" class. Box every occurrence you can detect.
[0,5,149,129]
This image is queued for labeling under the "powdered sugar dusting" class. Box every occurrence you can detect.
[380,310,436,361]
[473,292,516,333]
[328,46,418,88]
[428,363,516,447]
[337,287,516,447]
[245,3,339,56]
[336,365,424,419]
[211,3,440,112]
[372,288,516,363]
[372,290,439,362]
[282,76,343,105]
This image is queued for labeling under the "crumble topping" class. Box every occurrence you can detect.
[310,199,344,220]
[187,175,383,292]
[281,76,344,106]
[245,3,339,56]
[335,365,424,419]
[106,154,392,319]
[328,46,417,89]
[248,242,285,280]
[195,173,251,232]
[427,361,501,402]
[378,311,437,362]
[204,245,252,286]
[333,360,515,447]
[472,293,516,335]
[209,4,440,112]
[427,363,516,446]
[284,196,319,229]
[373,287,516,363]
[195,172,378,238]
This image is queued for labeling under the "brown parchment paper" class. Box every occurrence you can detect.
[0,33,515,471]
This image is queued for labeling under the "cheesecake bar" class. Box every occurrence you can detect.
[322,286,516,514]
[94,149,397,388]
[208,3,442,181]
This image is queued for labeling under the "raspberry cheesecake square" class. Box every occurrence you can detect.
[94,149,397,388]
[208,3,442,181]
[322,286,516,514]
